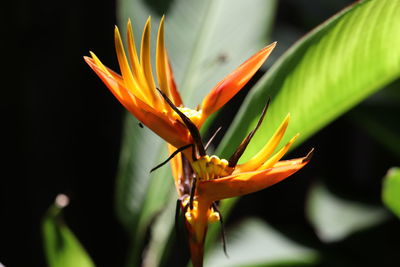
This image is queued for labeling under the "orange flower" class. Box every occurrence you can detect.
[157,92,313,267]
[84,16,276,155]
[85,17,311,267]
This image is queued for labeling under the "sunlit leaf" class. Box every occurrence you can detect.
[213,0,400,248]
[307,183,388,243]
[382,167,400,218]
[42,195,95,267]
[218,0,400,161]
[205,218,319,267]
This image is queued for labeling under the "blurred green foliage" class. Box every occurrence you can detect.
[382,168,400,218]
[38,0,400,266]
[42,195,95,267]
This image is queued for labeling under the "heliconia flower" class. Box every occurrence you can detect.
[157,92,313,267]
[84,16,276,156]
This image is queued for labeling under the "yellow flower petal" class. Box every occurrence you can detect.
[235,113,290,173]
[258,133,300,170]
[156,17,170,98]
[140,17,157,94]
[114,26,150,103]
[84,56,126,100]
[127,19,159,106]
[89,51,112,77]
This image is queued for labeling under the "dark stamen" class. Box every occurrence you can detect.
[228,98,270,167]
[156,88,206,157]
[175,198,182,236]
[205,127,222,151]
[189,176,197,210]
[212,202,228,257]
[302,148,315,163]
[150,144,193,173]
[138,122,144,128]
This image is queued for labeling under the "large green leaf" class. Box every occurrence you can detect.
[382,167,400,218]
[205,218,319,267]
[42,195,95,267]
[218,0,400,160]
[115,0,277,265]
[306,183,388,243]
[208,0,400,256]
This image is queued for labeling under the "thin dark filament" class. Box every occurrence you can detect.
[228,98,270,167]
[150,144,193,173]
[302,148,315,163]
[212,202,228,257]
[204,126,222,151]
[175,198,182,236]
[156,88,206,157]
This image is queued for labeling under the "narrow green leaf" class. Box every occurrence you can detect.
[42,195,95,267]
[306,184,388,243]
[115,115,164,230]
[382,167,400,218]
[205,218,319,267]
[218,0,400,161]
[141,191,177,267]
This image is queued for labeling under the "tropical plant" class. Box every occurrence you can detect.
[43,0,400,266]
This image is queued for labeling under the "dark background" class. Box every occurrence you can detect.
[3,0,399,266]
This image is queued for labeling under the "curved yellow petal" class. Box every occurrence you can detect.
[127,19,159,106]
[140,17,157,94]
[89,51,112,77]
[235,113,290,173]
[201,42,276,119]
[126,19,142,80]
[85,56,127,100]
[258,133,300,170]
[156,17,170,98]
[114,26,150,104]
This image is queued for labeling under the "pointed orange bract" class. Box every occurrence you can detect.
[84,56,191,149]
[197,154,310,202]
[201,42,276,120]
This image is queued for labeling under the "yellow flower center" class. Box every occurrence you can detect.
[172,107,203,127]
[191,155,234,181]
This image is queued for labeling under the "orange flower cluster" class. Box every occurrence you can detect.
[85,17,311,267]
